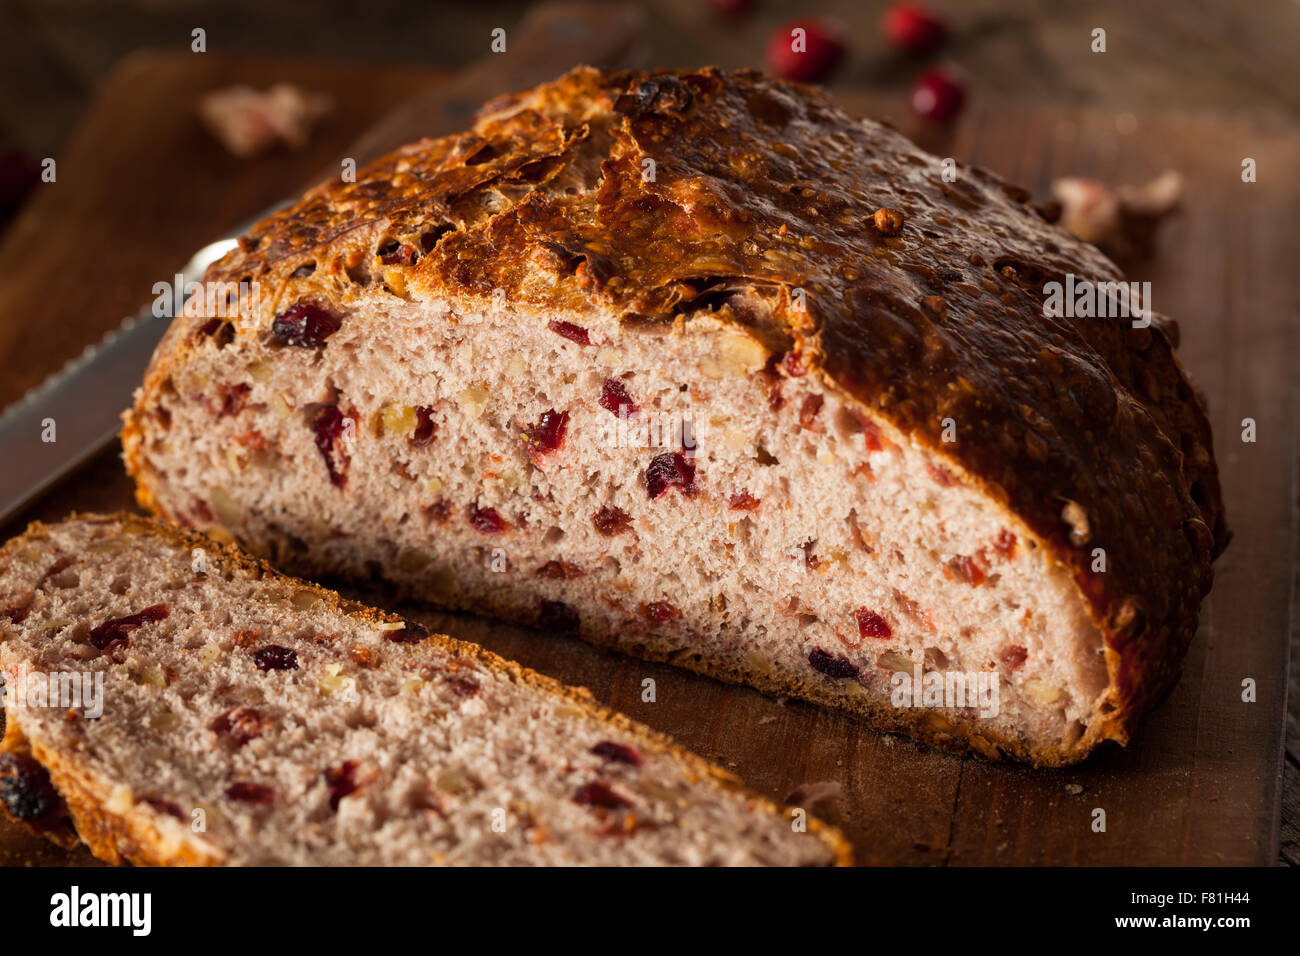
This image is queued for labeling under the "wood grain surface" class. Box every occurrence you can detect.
[0,51,1294,867]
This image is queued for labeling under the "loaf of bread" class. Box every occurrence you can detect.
[0,514,847,865]
[123,67,1226,766]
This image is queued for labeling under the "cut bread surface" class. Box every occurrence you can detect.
[124,66,1226,765]
[0,514,846,866]
[129,297,1107,764]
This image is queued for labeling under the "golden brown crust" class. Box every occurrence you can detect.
[125,66,1226,761]
[0,724,81,850]
[0,513,851,866]
[9,723,224,866]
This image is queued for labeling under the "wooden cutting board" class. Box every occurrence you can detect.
[0,52,1294,866]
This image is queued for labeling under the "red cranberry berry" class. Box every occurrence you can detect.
[387,622,429,644]
[469,506,505,535]
[411,406,436,446]
[88,604,169,653]
[592,506,633,536]
[218,383,250,418]
[523,409,569,462]
[535,560,584,580]
[0,752,60,821]
[1000,645,1028,670]
[424,500,452,524]
[910,67,965,122]
[926,462,958,487]
[591,741,643,766]
[855,608,893,639]
[993,528,1018,558]
[782,350,809,377]
[225,782,275,804]
[2,599,33,624]
[271,301,339,347]
[324,761,363,811]
[209,707,271,747]
[799,394,825,429]
[599,378,639,416]
[882,3,947,55]
[252,645,299,672]
[950,552,989,586]
[645,452,696,499]
[808,647,861,679]
[313,405,352,489]
[641,601,680,623]
[144,798,185,820]
[766,19,844,83]
[547,320,592,346]
[860,416,884,452]
[445,674,480,698]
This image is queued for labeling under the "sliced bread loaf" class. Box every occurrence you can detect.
[123,67,1226,765]
[0,514,847,865]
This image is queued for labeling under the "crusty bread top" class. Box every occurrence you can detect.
[186,66,1225,732]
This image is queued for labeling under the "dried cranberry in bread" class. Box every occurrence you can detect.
[123,67,1226,766]
[0,514,846,865]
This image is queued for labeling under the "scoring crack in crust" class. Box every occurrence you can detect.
[124,66,1227,760]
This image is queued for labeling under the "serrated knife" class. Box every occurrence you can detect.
[0,1,643,527]
[0,231,261,525]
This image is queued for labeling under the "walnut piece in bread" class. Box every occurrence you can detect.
[123,67,1226,766]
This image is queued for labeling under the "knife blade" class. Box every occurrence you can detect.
[0,1,642,527]
[0,230,258,525]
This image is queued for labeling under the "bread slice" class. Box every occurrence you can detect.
[0,514,847,866]
[123,67,1226,766]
